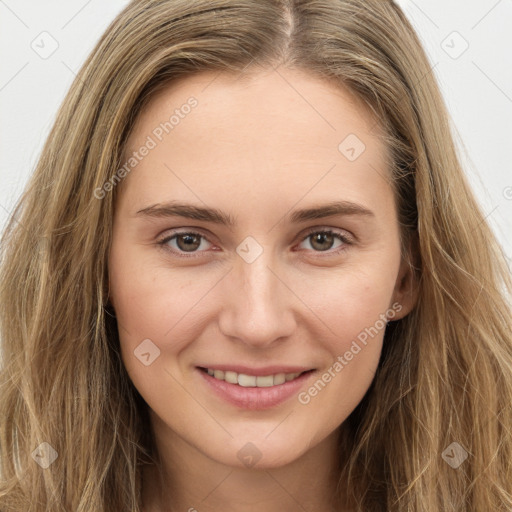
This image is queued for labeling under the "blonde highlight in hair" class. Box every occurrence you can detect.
[1,0,511,510]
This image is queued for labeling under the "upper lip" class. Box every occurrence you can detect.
[197,365,314,376]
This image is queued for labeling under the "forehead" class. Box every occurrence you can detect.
[117,67,392,220]
[125,65,386,156]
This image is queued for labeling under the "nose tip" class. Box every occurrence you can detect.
[217,258,296,348]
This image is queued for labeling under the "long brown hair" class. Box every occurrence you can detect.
[1,1,511,510]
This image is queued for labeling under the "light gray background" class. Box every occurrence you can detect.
[1,0,511,261]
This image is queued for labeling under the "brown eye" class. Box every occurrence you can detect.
[175,233,202,252]
[309,232,335,251]
[159,231,213,255]
[297,229,351,254]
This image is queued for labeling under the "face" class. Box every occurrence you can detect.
[108,66,415,470]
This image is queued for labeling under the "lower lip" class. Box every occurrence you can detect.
[196,368,316,410]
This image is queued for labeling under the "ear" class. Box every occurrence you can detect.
[390,234,419,321]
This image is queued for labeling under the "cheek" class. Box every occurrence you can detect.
[108,252,209,399]
[108,245,222,356]
[294,262,397,349]
[290,260,399,414]
[293,269,392,419]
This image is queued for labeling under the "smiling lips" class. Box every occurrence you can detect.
[196,365,316,409]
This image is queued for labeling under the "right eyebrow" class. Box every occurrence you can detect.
[135,201,236,227]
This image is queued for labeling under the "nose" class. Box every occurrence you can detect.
[217,252,297,349]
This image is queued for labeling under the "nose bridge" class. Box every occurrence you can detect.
[218,249,296,346]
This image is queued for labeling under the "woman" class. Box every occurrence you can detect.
[1,0,511,510]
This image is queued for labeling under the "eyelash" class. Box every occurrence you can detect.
[156,227,353,259]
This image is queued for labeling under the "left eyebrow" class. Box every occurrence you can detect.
[287,200,375,223]
[134,199,374,226]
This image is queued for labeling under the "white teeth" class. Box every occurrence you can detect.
[256,375,274,387]
[204,368,305,387]
[238,374,256,387]
[224,371,238,384]
[273,373,286,385]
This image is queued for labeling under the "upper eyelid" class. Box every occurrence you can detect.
[302,226,352,239]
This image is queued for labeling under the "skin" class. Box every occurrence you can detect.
[108,65,417,512]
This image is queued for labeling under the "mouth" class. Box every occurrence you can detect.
[196,366,317,410]
[197,367,315,387]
